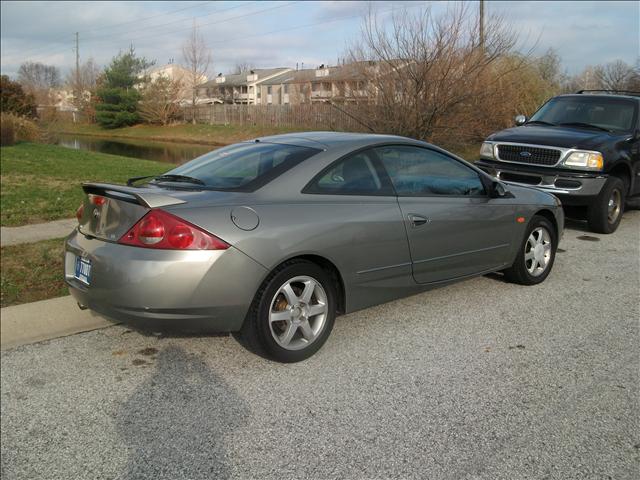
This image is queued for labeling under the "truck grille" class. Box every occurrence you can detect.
[497,144,561,166]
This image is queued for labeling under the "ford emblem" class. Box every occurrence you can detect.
[519,151,532,157]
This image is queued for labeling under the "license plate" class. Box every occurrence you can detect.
[74,256,92,285]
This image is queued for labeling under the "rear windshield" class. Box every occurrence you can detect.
[163,142,321,191]
[530,96,637,132]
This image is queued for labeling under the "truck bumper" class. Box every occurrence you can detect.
[476,160,607,206]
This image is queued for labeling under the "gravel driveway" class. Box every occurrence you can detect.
[2,211,638,480]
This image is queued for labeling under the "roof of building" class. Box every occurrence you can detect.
[259,69,314,85]
[200,68,291,88]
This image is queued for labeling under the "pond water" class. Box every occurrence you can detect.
[51,134,216,164]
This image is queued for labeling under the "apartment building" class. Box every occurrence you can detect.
[255,63,374,105]
[197,68,292,105]
[144,63,208,104]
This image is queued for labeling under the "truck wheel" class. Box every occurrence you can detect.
[587,176,626,234]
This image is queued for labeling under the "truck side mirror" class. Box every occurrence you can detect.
[514,115,527,126]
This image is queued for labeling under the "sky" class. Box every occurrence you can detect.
[1,0,638,80]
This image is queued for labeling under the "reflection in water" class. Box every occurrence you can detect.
[52,134,215,164]
[116,346,249,479]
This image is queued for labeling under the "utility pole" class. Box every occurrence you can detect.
[479,0,485,51]
[74,32,80,104]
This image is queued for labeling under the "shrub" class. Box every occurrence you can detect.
[0,75,37,118]
[0,113,40,146]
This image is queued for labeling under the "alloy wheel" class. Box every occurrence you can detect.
[524,226,552,277]
[269,276,328,351]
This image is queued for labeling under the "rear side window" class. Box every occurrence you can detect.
[167,142,320,191]
[376,146,486,196]
[304,150,393,195]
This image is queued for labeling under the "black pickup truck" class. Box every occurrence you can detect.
[477,91,640,233]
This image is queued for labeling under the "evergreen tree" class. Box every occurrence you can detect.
[95,47,152,128]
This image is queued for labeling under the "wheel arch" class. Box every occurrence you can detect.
[609,162,632,194]
[294,254,346,315]
[534,209,559,238]
[261,254,347,315]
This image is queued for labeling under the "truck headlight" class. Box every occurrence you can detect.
[480,142,495,160]
[562,151,603,170]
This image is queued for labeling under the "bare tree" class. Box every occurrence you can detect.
[233,61,255,74]
[594,60,637,90]
[536,48,563,86]
[344,5,528,143]
[66,58,102,108]
[17,61,61,105]
[139,75,183,125]
[182,20,212,123]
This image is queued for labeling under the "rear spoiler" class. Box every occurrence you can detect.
[82,183,187,209]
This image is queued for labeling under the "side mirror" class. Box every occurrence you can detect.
[514,114,527,126]
[490,180,511,198]
[480,175,511,198]
[493,181,507,197]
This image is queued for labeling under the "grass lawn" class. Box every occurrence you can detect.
[0,143,168,226]
[48,122,305,146]
[1,238,67,308]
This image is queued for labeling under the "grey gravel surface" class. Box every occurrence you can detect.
[2,211,639,480]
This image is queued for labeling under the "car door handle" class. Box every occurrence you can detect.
[408,214,430,227]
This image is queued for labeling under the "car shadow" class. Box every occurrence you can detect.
[563,217,593,233]
[115,345,249,479]
[483,271,508,283]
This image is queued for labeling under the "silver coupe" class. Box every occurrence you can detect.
[65,132,564,362]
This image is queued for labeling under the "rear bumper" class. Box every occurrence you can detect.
[477,159,607,206]
[64,229,267,332]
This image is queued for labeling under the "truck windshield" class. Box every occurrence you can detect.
[529,96,637,132]
[162,142,321,191]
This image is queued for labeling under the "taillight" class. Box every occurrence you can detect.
[138,215,164,245]
[76,204,84,222]
[89,194,107,206]
[118,209,229,250]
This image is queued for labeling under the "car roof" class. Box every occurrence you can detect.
[556,93,640,102]
[251,131,425,149]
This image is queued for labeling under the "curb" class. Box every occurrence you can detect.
[1,296,118,350]
[1,218,77,247]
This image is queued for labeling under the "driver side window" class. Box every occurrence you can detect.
[376,146,486,197]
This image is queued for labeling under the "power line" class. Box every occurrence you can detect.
[87,1,214,34]
[80,1,252,43]
[208,1,426,45]
[21,1,280,60]
[19,1,425,68]
[18,2,213,58]
[96,1,299,45]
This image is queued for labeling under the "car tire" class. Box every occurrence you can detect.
[503,215,557,286]
[233,259,336,363]
[587,176,626,234]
